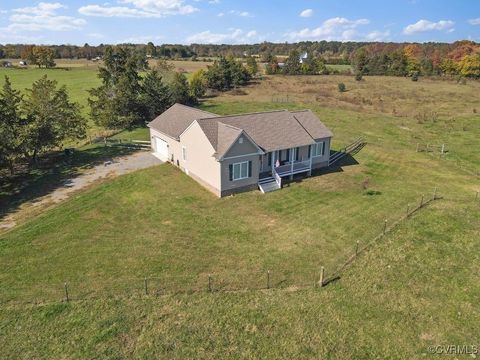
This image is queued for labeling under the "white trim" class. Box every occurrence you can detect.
[232,161,249,181]
[223,152,262,160]
[219,130,265,161]
[311,141,325,157]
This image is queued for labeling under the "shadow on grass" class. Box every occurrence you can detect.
[283,153,360,186]
[0,145,138,222]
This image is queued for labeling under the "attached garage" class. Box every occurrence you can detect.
[153,136,169,160]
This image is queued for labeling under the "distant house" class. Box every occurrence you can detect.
[148,104,333,196]
[299,52,308,64]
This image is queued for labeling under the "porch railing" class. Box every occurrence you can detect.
[275,159,311,176]
[273,169,282,188]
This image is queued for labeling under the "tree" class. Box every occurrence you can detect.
[32,46,56,68]
[20,45,37,65]
[338,83,346,92]
[90,46,147,129]
[169,72,194,105]
[355,71,363,81]
[141,69,173,120]
[22,76,86,163]
[189,69,208,99]
[245,56,258,76]
[458,52,480,78]
[265,56,280,75]
[0,77,24,174]
[283,50,301,75]
[146,42,157,58]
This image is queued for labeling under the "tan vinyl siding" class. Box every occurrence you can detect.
[179,121,221,192]
[150,128,182,163]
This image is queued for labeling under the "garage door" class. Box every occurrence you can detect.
[154,137,168,160]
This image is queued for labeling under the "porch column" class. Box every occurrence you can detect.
[271,151,276,176]
[308,147,313,176]
[290,148,294,180]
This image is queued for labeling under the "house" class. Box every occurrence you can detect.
[148,104,333,197]
[299,52,308,64]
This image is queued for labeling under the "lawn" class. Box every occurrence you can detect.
[0,73,479,358]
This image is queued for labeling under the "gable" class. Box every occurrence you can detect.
[223,133,260,158]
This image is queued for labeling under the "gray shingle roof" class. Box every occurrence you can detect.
[147,103,218,139]
[291,110,334,139]
[198,109,333,159]
[148,104,333,160]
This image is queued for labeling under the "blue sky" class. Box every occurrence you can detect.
[0,0,479,45]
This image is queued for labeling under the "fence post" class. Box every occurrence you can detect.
[355,241,359,257]
[421,195,424,208]
[64,282,69,302]
[318,267,325,288]
[267,270,270,289]
[433,187,437,200]
[416,143,419,152]
[406,204,410,217]
[441,144,445,154]
[208,274,212,292]
[144,277,148,295]
[383,219,387,234]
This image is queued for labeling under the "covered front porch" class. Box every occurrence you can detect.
[261,146,313,179]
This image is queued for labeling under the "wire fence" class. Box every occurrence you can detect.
[3,187,477,306]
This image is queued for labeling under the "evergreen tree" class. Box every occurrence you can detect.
[189,69,208,99]
[141,69,173,119]
[170,72,194,105]
[283,50,302,75]
[22,76,86,163]
[0,77,24,174]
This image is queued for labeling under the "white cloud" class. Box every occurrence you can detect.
[79,0,198,18]
[217,12,224,17]
[365,30,391,41]
[285,17,370,41]
[403,19,455,35]
[117,34,164,43]
[1,2,85,33]
[226,10,253,17]
[186,28,260,44]
[300,9,313,18]
[468,18,480,25]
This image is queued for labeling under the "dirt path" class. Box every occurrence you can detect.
[0,152,162,232]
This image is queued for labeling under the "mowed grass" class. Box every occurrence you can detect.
[0,73,479,358]
[0,199,478,359]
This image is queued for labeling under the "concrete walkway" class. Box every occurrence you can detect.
[0,151,162,231]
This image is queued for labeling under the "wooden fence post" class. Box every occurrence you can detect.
[64,282,69,302]
[267,270,270,289]
[318,267,325,288]
[208,274,212,292]
[144,277,148,295]
[406,204,410,217]
[383,219,387,234]
[420,195,424,208]
[355,241,359,257]
[441,144,445,154]
[416,143,419,152]
[433,187,437,200]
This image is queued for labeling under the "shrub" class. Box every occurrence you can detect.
[355,72,363,81]
[411,71,419,82]
[338,83,346,92]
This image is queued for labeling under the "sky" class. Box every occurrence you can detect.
[0,0,479,45]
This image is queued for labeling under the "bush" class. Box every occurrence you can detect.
[411,71,419,82]
[355,72,363,81]
[338,83,346,92]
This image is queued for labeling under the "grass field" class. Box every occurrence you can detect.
[0,71,479,358]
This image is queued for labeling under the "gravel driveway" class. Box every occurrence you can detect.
[0,151,162,231]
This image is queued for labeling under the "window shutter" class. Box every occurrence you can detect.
[229,164,233,181]
[308,145,311,158]
[248,161,252,177]
[322,142,326,156]
[268,152,272,166]
[286,149,290,161]
[295,147,300,161]
[279,150,282,161]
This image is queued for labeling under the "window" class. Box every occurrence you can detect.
[310,142,325,157]
[229,161,252,181]
[182,146,187,161]
[239,137,244,144]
